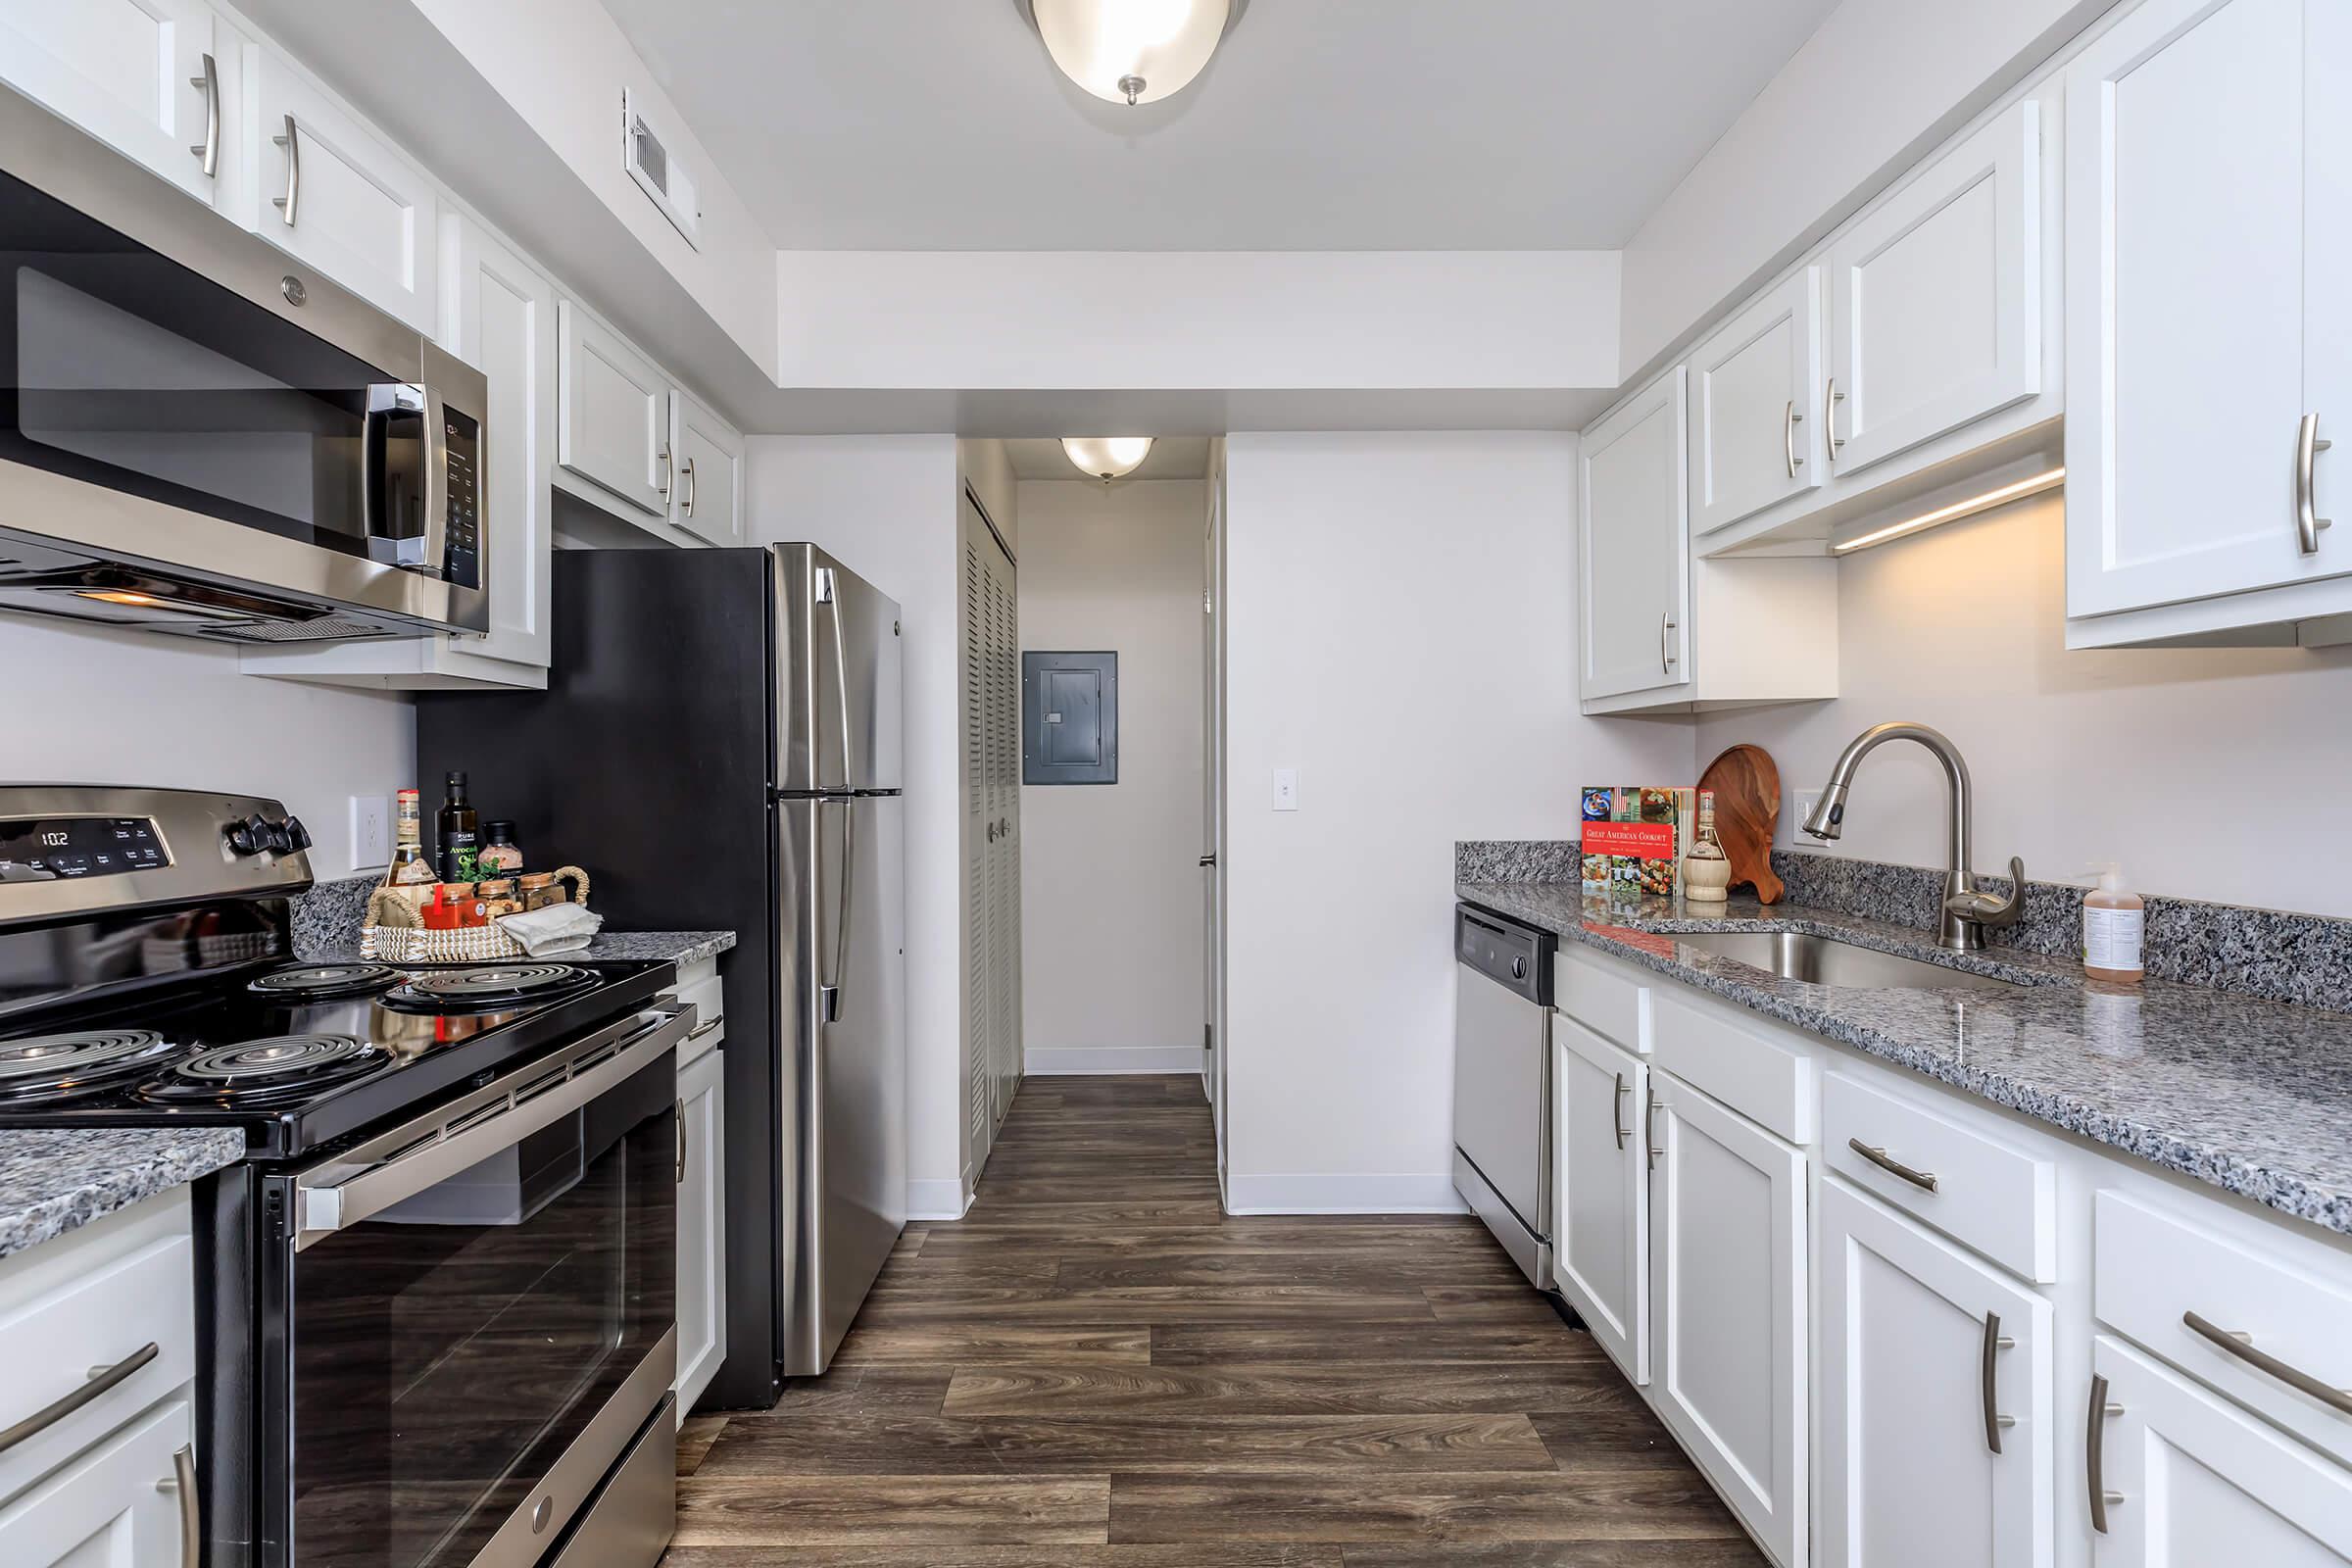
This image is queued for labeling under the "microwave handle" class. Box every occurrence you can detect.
[362,381,454,576]
[421,383,452,580]
[290,1006,689,1250]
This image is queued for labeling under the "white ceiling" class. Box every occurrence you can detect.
[597,0,1840,252]
[1004,436,1212,479]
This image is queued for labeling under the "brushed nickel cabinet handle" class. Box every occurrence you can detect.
[157,1443,200,1567]
[1784,398,1804,475]
[1981,1311,2016,1453]
[1611,1072,1630,1150]
[1823,375,1846,461]
[189,54,219,177]
[1644,1092,1663,1170]
[682,456,699,516]
[2086,1373,2123,1534]
[2183,1310,2352,1415]
[1660,612,1678,674]
[0,1342,158,1453]
[271,115,299,225]
[657,444,672,499]
[674,1099,686,1183]
[2296,414,2333,555]
[1848,1137,1937,1192]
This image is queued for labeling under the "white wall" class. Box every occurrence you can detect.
[743,434,966,1216]
[1220,432,1690,1213]
[1618,0,2106,375]
[1015,480,1206,1075]
[776,251,1622,392]
[0,618,413,878]
[1692,498,2352,917]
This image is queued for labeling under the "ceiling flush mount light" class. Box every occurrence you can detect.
[1026,0,1237,106]
[1832,467,2067,555]
[1062,436,1154,480]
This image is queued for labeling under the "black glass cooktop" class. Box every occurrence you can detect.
[0,956,673,1156]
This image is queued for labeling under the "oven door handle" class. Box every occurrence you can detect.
[290,1005,690,1250]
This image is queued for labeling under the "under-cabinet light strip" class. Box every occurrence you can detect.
[1831,466,2067,554]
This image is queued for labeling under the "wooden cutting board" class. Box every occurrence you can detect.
[1696,744,1784,904]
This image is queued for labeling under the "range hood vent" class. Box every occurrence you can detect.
[0,557,399,642]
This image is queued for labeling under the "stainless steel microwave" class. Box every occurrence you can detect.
[0,86,488,642]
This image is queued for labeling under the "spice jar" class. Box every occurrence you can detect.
[477,820,524,876]
[476,878,521,919]
[518,872,565,910]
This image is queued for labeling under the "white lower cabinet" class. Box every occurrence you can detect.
[1552,1019,1647,1383]
[674,1039,727,1414]
[1819,1176,2054,1568]
[2092,1336,2352,1564]
[1647,1068,1808,1568]
[0,1399,195,1568]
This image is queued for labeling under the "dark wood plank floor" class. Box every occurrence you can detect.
[664,1074,1762,1567]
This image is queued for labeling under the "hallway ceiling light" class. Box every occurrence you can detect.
[1061,436,1154,480]
[1026,0,1235,106]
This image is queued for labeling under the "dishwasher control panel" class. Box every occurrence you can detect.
[1456,905,1552,1004]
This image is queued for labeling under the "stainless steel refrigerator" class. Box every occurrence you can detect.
[418,542,907,1404]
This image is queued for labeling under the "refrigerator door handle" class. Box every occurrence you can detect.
[816,564,858,795]
[818,797,855,1023]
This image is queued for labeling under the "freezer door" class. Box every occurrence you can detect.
[773,543,905,794]
[777,794,906,1376]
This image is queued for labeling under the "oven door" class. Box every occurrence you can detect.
[266,1006,688,1568]
[0,88,486,636]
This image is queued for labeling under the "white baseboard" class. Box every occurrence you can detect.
[906,1178,971,1222]
[1222,1171,1470,1216]
[1024,1045,1204,1076]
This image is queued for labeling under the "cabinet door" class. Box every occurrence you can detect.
[441,217,555,671]
[669,389,743,547]
[246,48,437,331]
[675,1045,726,1414]
[1554,1020,1647,1383]
[1828,100,2040,477]
[1649,1070,1806,1567]
[2092,1336,2352,1564]
[0,0,220,203]
[2065,0,2330,616]
[0,1397,194,1568]
[1580,368,1690,701]
[1690,270,1824,534]
[1819,1178,2054,1568]
[558,300,670,519]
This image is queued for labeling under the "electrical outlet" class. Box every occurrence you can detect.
[1272,767,1299,812]
[350,794,390,870]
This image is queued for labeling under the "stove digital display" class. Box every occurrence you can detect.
[0,817,170,883]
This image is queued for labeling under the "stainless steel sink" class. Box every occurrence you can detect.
[1669,930,2028,992]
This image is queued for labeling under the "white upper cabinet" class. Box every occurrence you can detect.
[669,388,744,548]
[1826,101,2042,478]
[1818,1178,2054,1568]
[244,47,436,331]
[1553,1020,1648,1384]
[0,0,222,203]
[559,299,671,520]
[1690,269,1824,535]
[1580,368,1690,703]
[2064,0,2351,641]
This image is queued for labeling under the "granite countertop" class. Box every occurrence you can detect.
[1458,880,2352,1238]
[0,1129,245,1261]
[300,930,738,967]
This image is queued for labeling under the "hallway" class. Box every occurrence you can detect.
[663,1075,1761,1564]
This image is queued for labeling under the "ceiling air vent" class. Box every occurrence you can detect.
[621,89,701,251]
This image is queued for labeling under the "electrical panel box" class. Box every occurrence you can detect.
[1022,651,1117,785]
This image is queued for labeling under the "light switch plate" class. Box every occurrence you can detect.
[1272,767,1299,811]
[350,794,390,870]
[1795,790,1820,832]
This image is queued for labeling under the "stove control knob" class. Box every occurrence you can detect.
[282,816,314,853]
[225,820,259,856]
[261,820,293,855]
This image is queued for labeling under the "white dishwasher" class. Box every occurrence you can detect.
[1451,903,1555,1290]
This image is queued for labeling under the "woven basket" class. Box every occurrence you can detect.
[361,867,589,964]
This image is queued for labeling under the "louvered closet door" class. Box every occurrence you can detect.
[989,549,1023,1124]
[960,525,994,1177]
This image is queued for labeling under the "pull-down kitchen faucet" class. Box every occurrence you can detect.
[1799,721,2026,952]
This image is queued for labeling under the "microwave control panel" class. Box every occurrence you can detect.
[443,409,481,591]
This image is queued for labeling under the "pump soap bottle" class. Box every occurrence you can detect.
[2082,863,2145,983]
